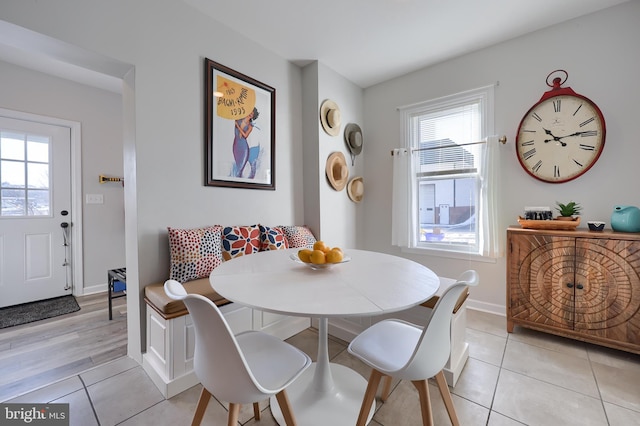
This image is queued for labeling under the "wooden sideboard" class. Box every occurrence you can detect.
[507,226,640,354]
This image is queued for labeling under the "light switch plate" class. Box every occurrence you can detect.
[86,194,104,204]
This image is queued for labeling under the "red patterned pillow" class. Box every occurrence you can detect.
[221,225,261,260]
[279,225,317,249]
[259,225,289,251]
[168,226,223,283]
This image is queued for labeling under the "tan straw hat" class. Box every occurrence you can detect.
[347,176,364,203]
[344,123,363,165]
[320,99,341,136]
[325,152,349,191]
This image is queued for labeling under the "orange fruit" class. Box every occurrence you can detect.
[326,248,344,263]
[313,241,328,252]
[310,249,326,264]
[331,247,343,254]
[298,249,312,263]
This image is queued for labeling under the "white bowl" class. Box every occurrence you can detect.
[289,253,351,270]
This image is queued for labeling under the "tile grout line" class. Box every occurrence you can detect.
[79,375,100,426]
[586,349,611,426]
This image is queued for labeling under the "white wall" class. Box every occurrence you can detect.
[362,1,640,314]
[312,62,364,248]
[0,60,124,294]
[0,0,308,359]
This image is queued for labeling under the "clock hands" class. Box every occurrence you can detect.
[543,128,595,146]
[543,128,566,146]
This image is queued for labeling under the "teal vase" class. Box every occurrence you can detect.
[611,205,640,233]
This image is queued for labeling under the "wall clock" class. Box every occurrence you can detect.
[516,70,606,183]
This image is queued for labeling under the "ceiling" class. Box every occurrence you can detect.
[183,0,629,88]
[0,0,630,92]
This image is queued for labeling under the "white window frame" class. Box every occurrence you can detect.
[397,85,497,258]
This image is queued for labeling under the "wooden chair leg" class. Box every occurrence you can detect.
[381,375,393,401]
[435,371,459,426]
[253,402,261,420]
[191,387,211,426]
[356,369,384,426]
[412,379,434,426]
[227,403,240,426]
[275,389,297,426]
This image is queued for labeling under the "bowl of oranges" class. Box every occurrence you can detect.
[290,241,350,270]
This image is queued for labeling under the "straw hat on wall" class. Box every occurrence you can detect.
[347,176,364,202]
[325,152,349,191]
[320,99,341,136]
[344,123,363,165]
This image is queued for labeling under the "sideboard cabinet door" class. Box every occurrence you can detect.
[574,237,640,345]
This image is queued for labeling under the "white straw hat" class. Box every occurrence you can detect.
[320,99,341,136]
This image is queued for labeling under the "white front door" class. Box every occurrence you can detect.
[0,117,72,308]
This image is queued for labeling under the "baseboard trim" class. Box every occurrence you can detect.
[466,299,506,316]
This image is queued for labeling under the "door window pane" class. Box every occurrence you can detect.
[0,132,25,161]
[27,163,49,189]
[1,160,25,187]
[27,136,49,163]
[0,131,51,218]
[28,189,50,215]
[1,188,26,216]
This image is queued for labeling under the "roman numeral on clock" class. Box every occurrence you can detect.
[521,140,535,146]
[523,148,536,160]
[573,159,583,168]
[554,165,560,178]
[532,112,542,122]
[580,144,595,151]
[580,117,595,127]
[553,99,561,113]
[532,160,542,173]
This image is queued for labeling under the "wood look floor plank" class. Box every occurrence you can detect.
[0,292,127,402]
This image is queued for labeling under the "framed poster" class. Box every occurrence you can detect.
[204,58,276,189]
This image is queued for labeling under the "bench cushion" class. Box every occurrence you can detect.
[145,278,229,317]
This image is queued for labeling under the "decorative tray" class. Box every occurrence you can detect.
[517,216,581,230]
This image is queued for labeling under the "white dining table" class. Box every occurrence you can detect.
[210,248,439,425]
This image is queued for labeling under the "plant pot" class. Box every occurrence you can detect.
[556,216,576,221]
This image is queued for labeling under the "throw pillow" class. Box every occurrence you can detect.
[167,226,223,283]
[279,225,317,249]
[221,225,261,260]
[258,225,289,251]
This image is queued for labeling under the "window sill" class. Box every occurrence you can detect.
[401,246,498,264]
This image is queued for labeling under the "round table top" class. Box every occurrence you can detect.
[210,248,439,318]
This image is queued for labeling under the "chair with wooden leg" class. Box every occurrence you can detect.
[347,270,479,426]
[164,280,311,426]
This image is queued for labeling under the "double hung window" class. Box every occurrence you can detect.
[394,85,500,257]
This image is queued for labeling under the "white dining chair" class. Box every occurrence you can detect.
[163,280,311,426]
[347,270,479,426]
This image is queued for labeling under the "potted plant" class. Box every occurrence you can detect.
[556,201,582,220]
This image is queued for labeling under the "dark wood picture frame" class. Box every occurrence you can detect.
[204,58,276,189]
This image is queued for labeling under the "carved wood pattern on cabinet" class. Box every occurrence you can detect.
[507,227,640,354]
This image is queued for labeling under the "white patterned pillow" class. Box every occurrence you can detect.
[168,226,223,283]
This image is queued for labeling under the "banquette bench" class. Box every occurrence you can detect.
[141,224,471,398]
[142,224,316,398]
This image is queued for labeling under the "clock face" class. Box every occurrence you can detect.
[516,94,605,183]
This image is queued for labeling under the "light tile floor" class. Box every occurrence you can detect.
[5,309,640,425]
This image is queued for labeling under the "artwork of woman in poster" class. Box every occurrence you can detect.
[233,106,261,178]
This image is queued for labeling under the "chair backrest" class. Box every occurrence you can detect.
[163,280,269,404]
[398,270,479,380]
